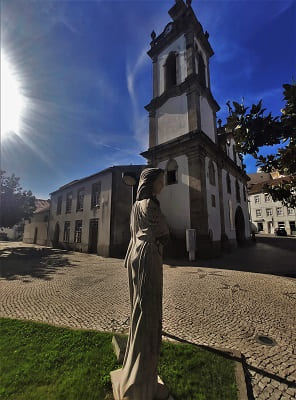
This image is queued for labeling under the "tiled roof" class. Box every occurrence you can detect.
[248,176,292,195]
[247,172,272,186]
[34,199,51,214]
[49,164,146,195]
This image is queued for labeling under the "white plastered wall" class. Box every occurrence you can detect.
[157,155,191,239]
[156,94,189,144]
[49,172,112,256]
[205,157,221,241]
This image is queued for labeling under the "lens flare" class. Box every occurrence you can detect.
[1,53,25,138]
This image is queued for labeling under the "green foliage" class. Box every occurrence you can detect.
[0,318,238,400]
[0,170,36,228]
[224,82,296,208]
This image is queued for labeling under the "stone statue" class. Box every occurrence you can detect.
[110,168,170,400]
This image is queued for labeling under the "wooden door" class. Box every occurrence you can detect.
[88,219,99,253]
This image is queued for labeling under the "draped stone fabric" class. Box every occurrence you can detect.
[111,195,170,400]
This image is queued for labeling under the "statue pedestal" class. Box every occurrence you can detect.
[110,335,174,400]
[110,368,172,400]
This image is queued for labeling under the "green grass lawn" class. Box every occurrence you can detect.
[0,318,237,400]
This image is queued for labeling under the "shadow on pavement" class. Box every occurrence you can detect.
[165,237,296,278]
[0,246,76,281]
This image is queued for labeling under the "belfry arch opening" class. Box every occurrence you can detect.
[164,52,177,90]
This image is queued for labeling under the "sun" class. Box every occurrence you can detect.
[1,53,25,138]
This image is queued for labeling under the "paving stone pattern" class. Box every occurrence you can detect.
[0,242,295,400]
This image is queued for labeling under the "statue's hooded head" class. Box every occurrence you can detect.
[136,168,164,203]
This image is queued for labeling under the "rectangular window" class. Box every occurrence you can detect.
[167,170,177,185]
[63,222,70,242]
[256,209,262,217]
[211,194,216,207]
[74,220,82,243]
[264,193,271,202]
[287,208,295,215]
[276,207,283,216]
[266,208,273,216]
[278,221,285,229]
[76,189,84,211]
[91,182,101,209]
[254,195,260,204]
[66,192,72,214]
[57,196,62,215]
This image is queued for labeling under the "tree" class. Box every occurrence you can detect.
[0,170,36,228]
[224,82,296,208]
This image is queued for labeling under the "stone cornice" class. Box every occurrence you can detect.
[145,74,220,113]
[140,129,249,182]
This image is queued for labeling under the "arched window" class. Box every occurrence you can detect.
[236,180,241,203]
[198,53,206,88]
[166,159,178,185]
[232,146,237,164]
[226,173,231,194]
[208,160,215,186]
[165,52,177,90]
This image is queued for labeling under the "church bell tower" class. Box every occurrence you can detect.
[144,0,220,150]
[141,0,222,257]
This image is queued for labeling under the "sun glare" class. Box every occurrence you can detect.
[1,52,25,138]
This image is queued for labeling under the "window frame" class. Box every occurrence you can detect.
[63,221,71,243]
[56,196,62,215]
[208,160,216,186]
[254,195,260,204]
[164,52,177,91]
[166,159,178,186]
[255,209,262,217]
[91,182,101,209]
[66,192,73,214]
[76,188,85,212]
[264,193,271,202]
[74,220,82,243]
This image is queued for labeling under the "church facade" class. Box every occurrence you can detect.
[141,0,250,257]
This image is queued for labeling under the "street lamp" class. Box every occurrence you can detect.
[122,172,138,205]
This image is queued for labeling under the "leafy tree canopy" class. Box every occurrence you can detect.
[224,82,296,208]
[0,170,36,228]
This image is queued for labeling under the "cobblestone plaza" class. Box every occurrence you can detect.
[0,242,295,399]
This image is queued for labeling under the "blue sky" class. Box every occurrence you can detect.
[1,0,295,199]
